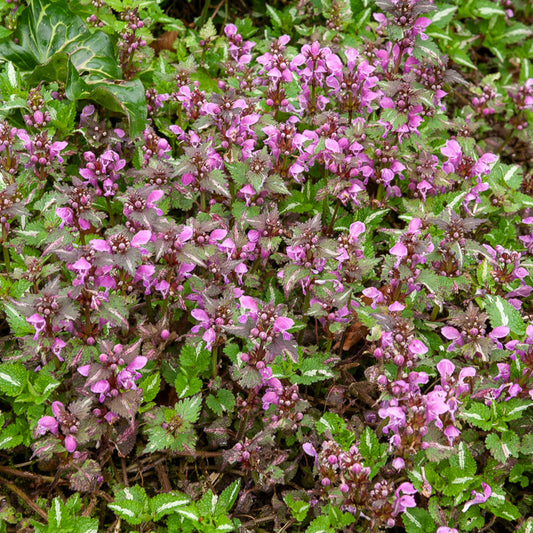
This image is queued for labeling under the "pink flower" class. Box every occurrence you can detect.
[36,415,58,436]
[462,483,491,512]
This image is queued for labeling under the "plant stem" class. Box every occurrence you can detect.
[145,293,154,323]
[106,198,115,226]
[328,201,340,233]
[298,290,311,345]
[198,0,211,28]
[1,224,9,272]
[212,344,219,378]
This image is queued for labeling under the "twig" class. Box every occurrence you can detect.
[155,462,172,492]
[277,519,296,533]
[209,0,225,21]
[0,465,56,483]
[121,457,129,487]
[240,514,277,528]
[82,494,98,517]
[0,475,48,522]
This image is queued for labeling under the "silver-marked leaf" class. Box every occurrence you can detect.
[485,294,525,336]
[150,492,189,521]
[0,363,27,396]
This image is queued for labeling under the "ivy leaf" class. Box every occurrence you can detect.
[85,79,147,139]
[0,0,119,79]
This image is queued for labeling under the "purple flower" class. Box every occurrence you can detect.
[27,313,46,340]
[36,415,58,436]
[393,482,417,516]
[462,483,491,512]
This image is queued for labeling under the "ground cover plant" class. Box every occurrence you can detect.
[0,0,532,531]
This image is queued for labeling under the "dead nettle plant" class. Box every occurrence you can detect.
[0,0,532,531]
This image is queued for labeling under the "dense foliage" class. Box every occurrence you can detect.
[0,0,532,531]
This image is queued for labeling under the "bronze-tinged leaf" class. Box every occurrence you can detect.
[68,459,102,492]
[114,420,139,457]
[107,390,141,419]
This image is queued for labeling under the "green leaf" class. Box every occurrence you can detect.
[140,372,161,403]
[516,517,533,533]
[109,486,150,525]
[472,0,505,18]
[174,373,203,398]
[284,493,310,522]
[175,505,200,522]
[316,413,355,451]
[150,492,189,521]
[449,441,476,475]
[216,479,240,514]
[291,356,335,385]
[0,363,27,396]
[451,49,477,70]
[486,431,520,463]
[180,343,210,373]
[484,294,525,336]
[2,301,34,336]
[0,424,24,450]
[86,79,147,138]
[175,395,202,424]
[306,514,334,533]
[402,507,437,533]
[461,402,492,431]
[359,427,380,461]
[428,4,457,27]
[0,0,120,79]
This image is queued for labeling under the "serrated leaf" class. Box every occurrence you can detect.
[0,363,27,396]
[0,424,24,450]
[99,294,130,329]
[292,357,334,385]
[485,294,525,335]
[306,514,333,533]
[175,506,200,522]
[359,427,380,460]
[140,372,160,403]
[2,301,34,337]
[150,492,189,521]
[428,4,457,27]
[175,394,202,424]
[216,479,240,514]
[402,507,436,533]
[486,431,520,463]
[461,402,492,431]
[108,501,145,525]
[473,0,505,18]
[316,413,355,451]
